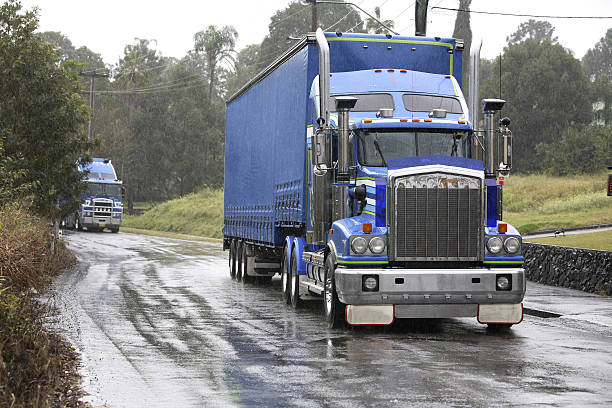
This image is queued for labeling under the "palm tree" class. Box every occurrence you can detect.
[194,25,238,99]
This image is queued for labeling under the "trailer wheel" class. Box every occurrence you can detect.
[241,243,253,283]
[229,240,237,279]
[324,255,345,329]
[281,246,291,304]
[236,241,244,282]
[289,249,301,309]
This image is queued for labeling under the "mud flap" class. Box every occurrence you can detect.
[477,303,523,325]
[345,305,395,326]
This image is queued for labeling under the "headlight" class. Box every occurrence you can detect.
[351,237,368,254]
[486,236,503,254]
[369,236,386,254]
[504,236,521,254]
[84,200,91,206]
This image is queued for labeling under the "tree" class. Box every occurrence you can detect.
[452,0,472,97]
[506,19,558,47]
[0,0,94,218]
[257,1,363,69]
[538,124,611,175]
[365,7,394,34]
[193,25,238,99]
[481,38,591,172]
[582,28,612,81]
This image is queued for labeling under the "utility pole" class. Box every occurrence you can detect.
[79,69,109,143]
[306,0,318,31]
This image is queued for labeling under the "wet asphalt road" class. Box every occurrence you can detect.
[50,231,612,407]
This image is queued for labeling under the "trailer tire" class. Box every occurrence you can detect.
[229,240,237,279]
[241,243,253,283]
[281,246,291,304]
[236,241,244,282]
[324,255,345,329]
[289,249,301,309]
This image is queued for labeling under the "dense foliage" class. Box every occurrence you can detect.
[481,20,610,174]
[0,0,94,218]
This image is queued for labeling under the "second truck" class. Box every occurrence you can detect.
[223,29,525,328]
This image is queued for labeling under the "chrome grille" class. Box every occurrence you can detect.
[93,199,112,217]
[391,173,483,261]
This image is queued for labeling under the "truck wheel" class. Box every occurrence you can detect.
[324,255,345,329]
[281,246,291,304]
[236,241,244,281]
[241,243,253,283]
[229,240,237,279]
[290,249,301,309]
[111,227,120,233]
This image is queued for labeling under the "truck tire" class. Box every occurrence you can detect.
[281,246,291,304]
[290,249,301,309]
[241,243,253,283]
[324,255,345,329]
[229,240,237,279]
[111,227,120,233]
[236,241,244,282]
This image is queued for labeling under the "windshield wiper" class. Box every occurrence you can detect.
[373,139,388,167]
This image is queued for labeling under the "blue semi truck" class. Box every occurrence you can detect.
[64,158,123,233]
[224,29,524,328]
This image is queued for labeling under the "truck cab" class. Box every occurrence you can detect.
[304,67,523,327]
[65,158,123,233]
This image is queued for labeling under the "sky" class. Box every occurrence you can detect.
[19,0,612,65]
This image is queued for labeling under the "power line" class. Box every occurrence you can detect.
[431,6,612,19]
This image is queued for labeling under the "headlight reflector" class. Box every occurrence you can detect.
[504,236,521,254]
[351,237,368,254]
[369,236,386,254]
[486,236,503,254]
[496,274,512,291]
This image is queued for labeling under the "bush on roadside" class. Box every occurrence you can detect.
[0,203,83,407]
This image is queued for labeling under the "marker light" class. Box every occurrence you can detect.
[498,223,507,233]
[374,69,382,72]
[364,119,372,123]
[458,120,466,124]
[445,75,451,78]
[400,118,408,122]
[362,223,372,233]
[424,119,432,122]
[412,118,420,122]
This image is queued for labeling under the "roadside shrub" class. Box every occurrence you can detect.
[0,203,81,407]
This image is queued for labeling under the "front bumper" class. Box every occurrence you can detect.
[335,267,525,305]
[82,215,121,228]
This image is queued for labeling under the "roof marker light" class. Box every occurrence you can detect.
[424,118,432,122]
[445,75,451,78]
[400,69,407,73]
[412,118,420,122]
[363,119,372,123]
[399,118,408,122]
[374,69,382,72]
[387,69,395,72]
[458,120,466,124]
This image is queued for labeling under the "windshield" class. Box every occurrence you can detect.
[357,129,472,167]
[87,183,122,196]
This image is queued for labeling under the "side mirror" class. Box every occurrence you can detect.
[121,186,126,197]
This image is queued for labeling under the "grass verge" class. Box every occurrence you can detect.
[122,188,223,238]
[524,229,612,251]
[0,203,84,407]
[504,173,611,235]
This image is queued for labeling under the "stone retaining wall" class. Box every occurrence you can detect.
[523,243,612,295]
